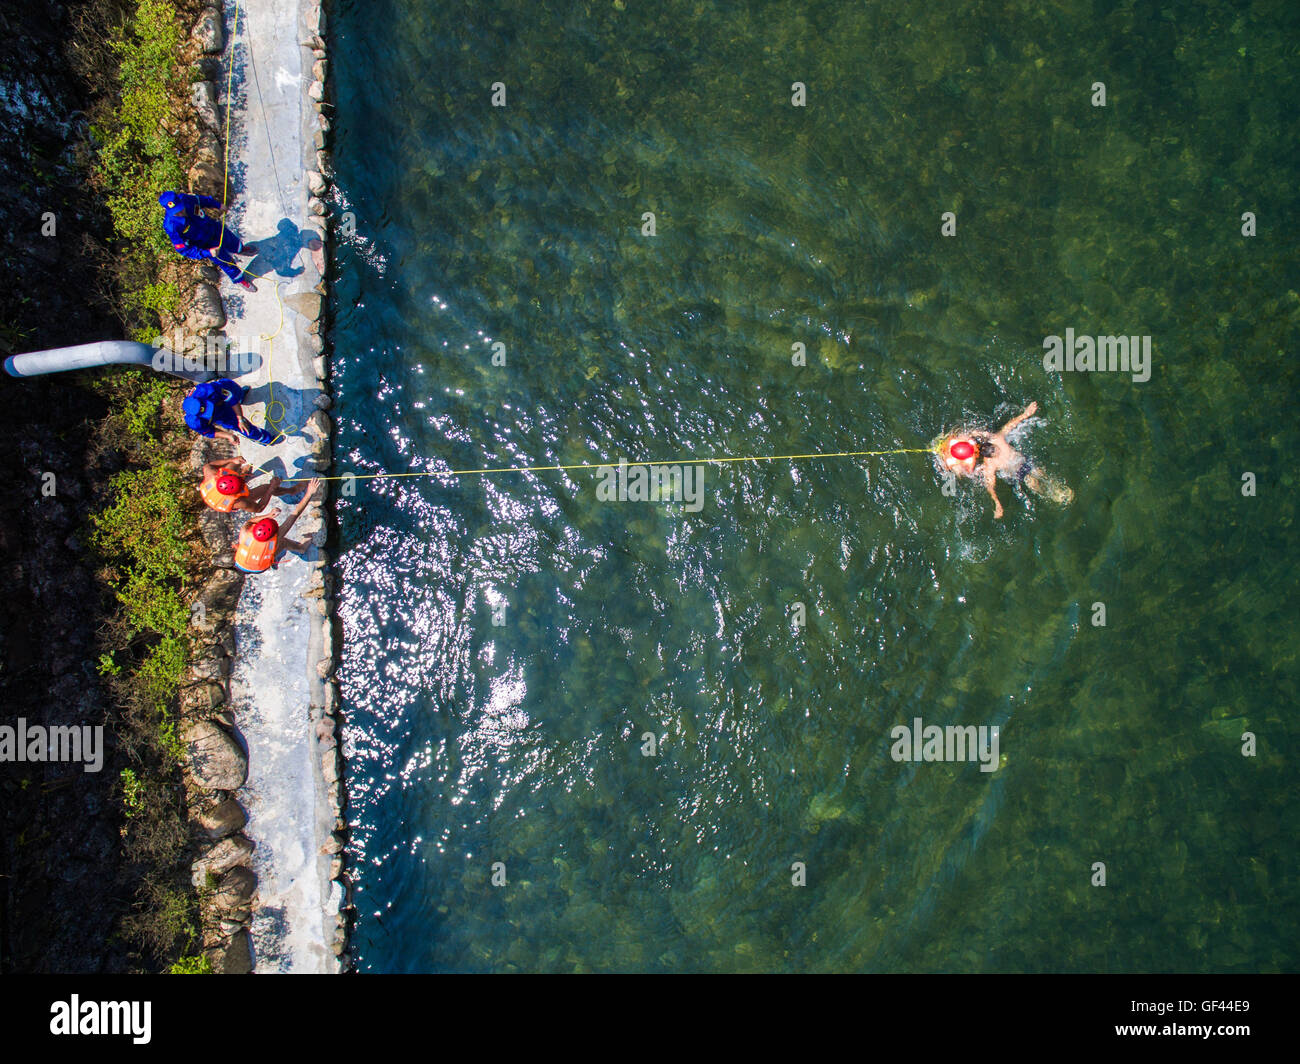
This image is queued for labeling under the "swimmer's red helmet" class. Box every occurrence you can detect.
[216,474,244,496]
[949,440,976,461]
[251,518,278,542]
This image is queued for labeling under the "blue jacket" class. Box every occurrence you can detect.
[182,378,245,436]
[159,191,226,259]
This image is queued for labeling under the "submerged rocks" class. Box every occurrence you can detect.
[183,719,247,791]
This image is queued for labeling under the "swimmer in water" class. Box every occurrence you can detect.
[939,401,1073,518]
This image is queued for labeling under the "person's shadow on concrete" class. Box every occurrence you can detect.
[238,380,319,482]
[244,218,323,280]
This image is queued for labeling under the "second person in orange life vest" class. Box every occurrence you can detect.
[233,478,321,574]
[198,457,296,514]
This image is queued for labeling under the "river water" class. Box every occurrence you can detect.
[328,0,1299,972]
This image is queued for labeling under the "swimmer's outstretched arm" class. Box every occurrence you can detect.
[983,464,1004,519]
[999,400,1038,435]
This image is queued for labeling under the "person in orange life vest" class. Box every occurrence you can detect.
[198,456,295,514]
[233,478,321,574]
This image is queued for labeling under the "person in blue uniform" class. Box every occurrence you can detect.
[159,191,259,290]
[182,377,277,445]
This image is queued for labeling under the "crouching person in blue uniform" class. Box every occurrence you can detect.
[183,378,278,445]
[159,191,259,291]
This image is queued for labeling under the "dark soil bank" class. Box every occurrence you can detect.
[0,1,129,973]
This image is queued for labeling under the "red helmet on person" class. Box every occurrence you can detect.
[252,518,278,542]
[949,440,976,461]
[216,474,244,496]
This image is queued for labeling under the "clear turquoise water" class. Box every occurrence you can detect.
[329,0,1300,972]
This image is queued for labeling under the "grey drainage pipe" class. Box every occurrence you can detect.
[3,341,259,383]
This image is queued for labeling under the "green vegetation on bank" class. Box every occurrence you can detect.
[168,952,214,974]
[73,0,195,338]
[89,369,200,962]
[67,0,212,969]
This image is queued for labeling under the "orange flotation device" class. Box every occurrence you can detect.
[200,471,249,512]
[234,520,279,573]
